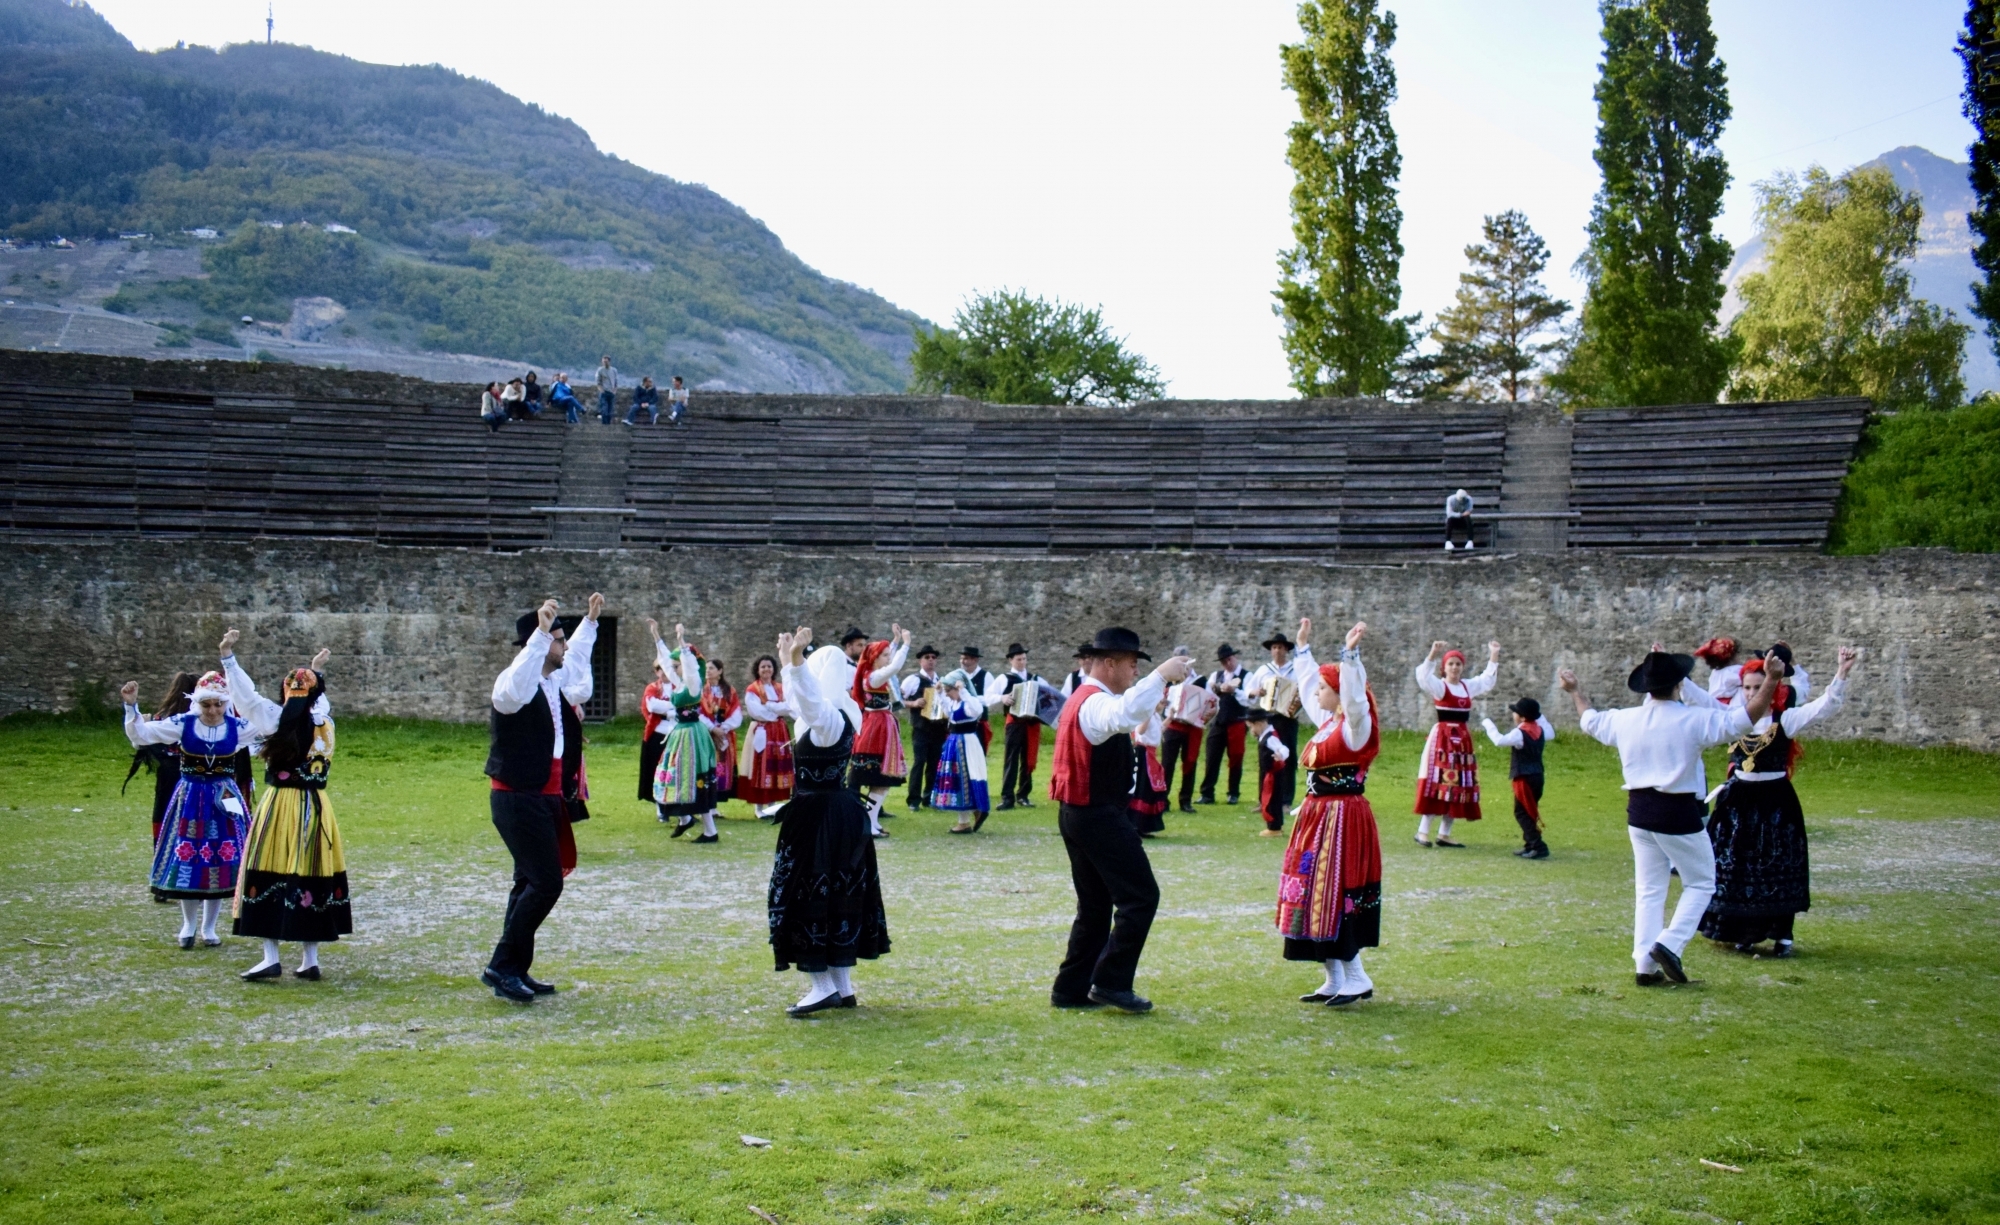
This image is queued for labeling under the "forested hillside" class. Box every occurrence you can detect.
[0,0,921,391]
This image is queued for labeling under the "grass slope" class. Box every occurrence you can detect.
[1829,397,2000,554]
[1,716,1997,1224]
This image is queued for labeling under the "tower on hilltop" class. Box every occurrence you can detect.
[266,3,273,44]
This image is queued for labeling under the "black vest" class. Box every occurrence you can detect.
[485,685,585,806]
[1509,727,1546,779]
[1208,668,1247,725]
[1083,733,1135,809]
[1729,689,1796,775]
[794,715,854,794]
[965,669,993,722]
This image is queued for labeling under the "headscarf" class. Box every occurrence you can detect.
[1310,662,1380,758]
[1739,658,1791,715]
[191,671,230,706]
[1694,637,1738,667]
[808,644,864,732]
[850,639,890,703]
[1441,649,1466,669]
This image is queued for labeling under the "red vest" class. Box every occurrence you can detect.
[1049,680,1134,808]
[1301,689,1381,773]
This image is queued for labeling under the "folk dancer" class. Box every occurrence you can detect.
[902,645,948,812]
[849,627,911,836]
[122,661,253,949]
[1481,698,1556,859]
[768,630,892,1017]
[738,655,797,819]
[1275,619,1382,1007]
[1197,644,1249,806]
[1444,488,1474,551]
[700,659,744,829]
[1161,654,1218,815]
[991,644,1047,811]
[1561,646,1778,986]
[122,671,197,849]
[482,596,601,1002]
[1413,640,1501,847]
[222,634,350,981]
[1047,627,1197,1013]
[1244,630,1306,836]
[650,622,720,843]
[637,656,675,816]
[1700,647,1857,957]
[1695,637,1743,705]
[1128,696,1170,838]
[933,672,992,833]
[959,647,995,752]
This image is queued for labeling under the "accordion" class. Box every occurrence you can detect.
[1258,677,1298,714]
[1168,682,1219,728]
[1009,679,1040,718]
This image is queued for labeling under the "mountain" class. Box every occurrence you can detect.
[0,0,923,392]
[1722,145,1997,397]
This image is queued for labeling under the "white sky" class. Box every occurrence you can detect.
[89,0,1972,398]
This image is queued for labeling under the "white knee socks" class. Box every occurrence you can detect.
[200,898,221,941]
[701,811,718,837]
[251,938,282,972]
[830,965,853,997]
[797,970,838,1007]
[1319,958,1346,997]
[177,900,200,940]
[299,942,320,970]
[1341,952,1373,995]
[1416,815,1434,840]
[1439,817,1456,839]
[866,793,885,836]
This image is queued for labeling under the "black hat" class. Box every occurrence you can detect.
[513,611,569,646]
[1509,696,1541,721]
[1261,631,1296,650]
[1078,627,1151,660]
[1766,642,1795,673]
[839,627,868,646]
[1627,651,1695,694]
[916,644,939,659]
[1242,706,1272,722]
[1006,642,1029,658]
[960,646,982,659]
[1217,643,1240,662]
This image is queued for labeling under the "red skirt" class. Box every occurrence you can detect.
[1277,793,1381,960]
[737,719,795,805]
[850,708,907,787]
[1414,720,1481,819]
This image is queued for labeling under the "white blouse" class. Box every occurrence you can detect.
[1415,657,1498,703]
[1294,645,1374,752]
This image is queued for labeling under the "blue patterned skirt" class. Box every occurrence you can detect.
[929,732,990,812]
[150,772,250,899]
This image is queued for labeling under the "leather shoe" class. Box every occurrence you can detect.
[1299,991,1334,1003]
[670,818,693,838]
[481,967,535,1002]
[948,825,974,835]
[1650,942,1687,983]
[1086,987,1153,1013]
[1179,803,1196,814]
[178,936,195,950]
[973,810,989,831]
[1196,795,1215,805]
[996,800,1016,811]
[1435,838,1466,848]
[1328,988,1373,1006]
[1015,798,1035,809]
[786,993,843,1018]
[1635,971,1667,986]
[1050,992,1104,1009]
[693,833,719,843]
[240,961,282,981]
[1524,846,1549,859]
[839,995,857,1008]
[522,974,556,995]
[292,965,321,981]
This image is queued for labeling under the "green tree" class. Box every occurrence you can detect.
[1829,395,2000,553]
[1423,210,1570,401]
[1958,0,2000,360]
[1728,166,1967,413]
[1551,0,1734,407]
[907,290,1165,406]
[1274,0,1412,398]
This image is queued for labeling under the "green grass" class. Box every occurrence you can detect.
[1828,398,2000,554]
[2,716,1998,1224]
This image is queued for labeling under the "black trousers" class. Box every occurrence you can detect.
[1160,723,1201,807]
[1001,717,1039,804]
[907,719,947,805]
[1200,719,1246,801]
[1258,715,1299,830]
[489,790,565,977]
[1053,802,1160,997]
[1513,774,1546,849]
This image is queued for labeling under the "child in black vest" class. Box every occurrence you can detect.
[1481,697,1555,859]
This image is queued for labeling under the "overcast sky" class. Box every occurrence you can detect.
[90,1,1973,398]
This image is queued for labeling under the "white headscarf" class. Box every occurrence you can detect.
[804,643,863,733]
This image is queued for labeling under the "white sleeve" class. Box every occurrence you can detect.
[984,672,1009,702]
[1414,661,1446,701]
[1482,718,1523,749]
[676,647,701,695]
[644,695,674,717]
[1260,727,1291,764]
[899,674,920,699]
[493,631,554,714]
[1076,670,1170,744]
[1463,659,1500,698]
[221,655,283,736]
[125,706,184,746]
[1698,704,1755,747]
[1578,707,1618,747]
[1538,715,1556,741]
[1780,676,1845,737]
[955,693,986,719]
[742,688,780,721]
[1678,677,1721,709]
[782,662,846,745]
[1792,666,1813,703]
[1339,656,1371,751]
[557,617,598,706]
[870,642,908,687]
[1293,648,1332,729]
[715,703,743,732]
[1243,666,1268,700]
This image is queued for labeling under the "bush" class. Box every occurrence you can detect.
[191,318,236,344]
[1828,397,2000,553]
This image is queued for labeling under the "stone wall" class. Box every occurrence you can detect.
[3,538,1993,748]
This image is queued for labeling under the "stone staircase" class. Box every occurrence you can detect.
[548,421,633,549]
[1494,403,1572,554]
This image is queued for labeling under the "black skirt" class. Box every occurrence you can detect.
[1700,777,1810,943]
[767,788,891,971]
[637,732,666,803]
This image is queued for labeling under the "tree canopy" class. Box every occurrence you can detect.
[907,291,1165,406]
[1959,0,2000,363]
[1418,210,1569,402]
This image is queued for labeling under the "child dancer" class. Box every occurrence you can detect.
[1481,697,1556,859]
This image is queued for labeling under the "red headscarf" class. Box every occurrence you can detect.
[1441,649,1466,669]
[1309,663,1380,761]
[850,640,890,703]
[1695,637,1739,667]
[1739,658,1791,714]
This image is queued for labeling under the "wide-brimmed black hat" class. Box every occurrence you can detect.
[839,627,868,646]
[960,646,982,659]
[1006,642,1029,657]
[1242,705,1272,722]
[1766,642,1795,673]
[1509,696,1541,720]
[916,644,939,659]
[1078,627,1152,660]
[1217,643,1240,662]
[1627,651,1695,694]
[514,611,567,646]
[1261,631,1296,650]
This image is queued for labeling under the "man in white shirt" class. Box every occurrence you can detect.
[901,646,946,809]
[1561,646,1777,986]
[1243,631,1305,834]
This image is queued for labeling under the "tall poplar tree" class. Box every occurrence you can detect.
[1551,0,1734,407]
[1959,0,2000,359]
[1275,0,1411,398]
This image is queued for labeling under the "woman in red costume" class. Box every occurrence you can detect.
[737,654,796,817]
[847,625,911,836]
[1412,639,1499,847]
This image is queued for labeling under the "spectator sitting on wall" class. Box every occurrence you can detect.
[1444,488,1475,553]
[549,372,582,424]
[480,381,507,433]
[522,370,543,417]
[595,356,619,426]
[623,376,660,426]
[667,375,690,425]
[500,377,527,421]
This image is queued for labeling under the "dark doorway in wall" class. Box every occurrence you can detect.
[556,614,616,721]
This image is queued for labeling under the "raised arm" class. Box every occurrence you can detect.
[493,600,558,713]
[1414,642,1447,700]
[556,595,603,706]
[870,637,909,688]
[1076,655,1194,744]
[778,628,846,747]
[217,629,283,735]
[1334,623,1372,749]
[120,681,183,746]
[1462,643,1501,697]
[1780,649,1855,737]
[1481,717,1524,749]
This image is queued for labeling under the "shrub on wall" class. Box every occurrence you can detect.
[1829,397,2000,553]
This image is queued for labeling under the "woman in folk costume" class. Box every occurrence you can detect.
[219,632,351,981]
[1695,637,1743,705]
[124,671,197,849]
[1127,697,1170,837]
[650,620,721,843]
[638,656,676,811]
[1412,639,1500,848]
[738,654,797,818]
[848,625,911,837]
[121,650,255,949]
[932,671,992,833]
[767,628,892,1017]
[1275,618,1382,1006]
[1701,646,1857,957]
[701,658,744,810]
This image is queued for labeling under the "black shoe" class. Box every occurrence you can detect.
[839,995,857,1008]
[1435,838,1466,848]
[1050,992,1104,1009]
[1635,971,1667,987]
[202,937,222,947]
[693,833,719,843]
[178,936,195,950]
[481,967,535,1003]
[1299,991,1334,1003]
[1179,803,1196,814]
[1196,795,1215,805]
[872,829,889,838]
[240,961,283,981]
[948,825,974,835]
[1650,942,1687,983]
[670,818,693,838]
[1225,794,1240,805]
[293,965,321,981]
[1015,798,1035,809]
[1525,845,1549,859]
[973,810,988,831]
[1086,987,1153,1013]
[521,974,557,994]
[1328,988,1374,1006]
[1513,846,1532,857]
[786,993,843,1018]
[996,800,1016,811]
[1761,941,1795,959]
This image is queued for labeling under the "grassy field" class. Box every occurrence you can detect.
[1,714,1997,1224]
